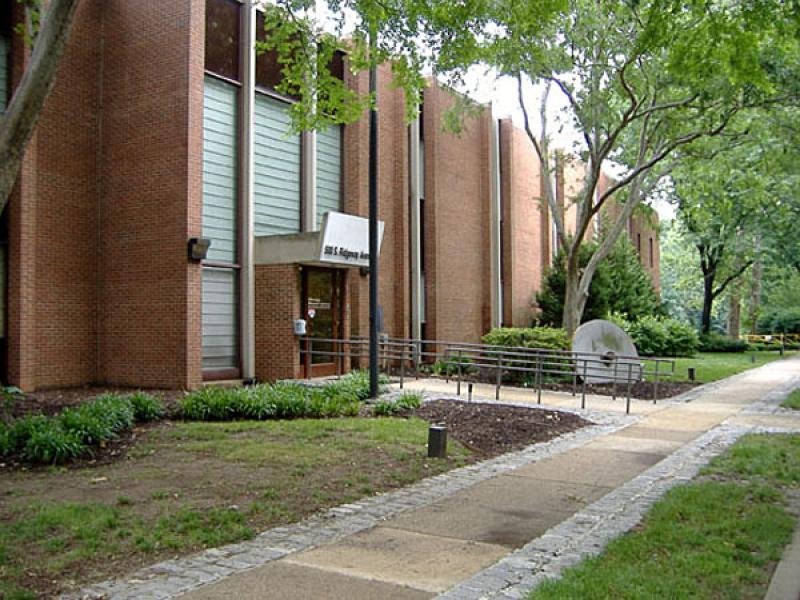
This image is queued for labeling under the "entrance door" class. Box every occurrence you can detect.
[302,268,343,377]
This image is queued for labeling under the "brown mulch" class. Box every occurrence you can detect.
[6,386,185,420]
[540,379,698,400]
[407,399,590,457]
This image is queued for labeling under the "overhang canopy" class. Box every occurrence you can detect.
[254,211,385,268]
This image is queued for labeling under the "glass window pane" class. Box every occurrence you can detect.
[205,0,240,81]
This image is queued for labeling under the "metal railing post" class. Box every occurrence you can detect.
[444,347,451,383]
[400,344,405,389]
[496,353,502,400]
[653,361,659,404]
[581,358,588,410]
[457,349,462,396]
[572,353,578,396]
[536,352,543,405]
[612,359,618,401]
[626,362,633,415]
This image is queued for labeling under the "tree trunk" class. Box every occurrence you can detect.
[727,290,741,338]
[0,0,80,212]
[701,274,714,335]
[562,250,583,338]
[749,259,762,334]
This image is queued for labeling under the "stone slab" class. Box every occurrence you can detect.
[509,447,664,487]
[383,475,611,548]
[178,560,432,600]
[584,434,682,455]
[285,527,508,593]
[613,426,701,443]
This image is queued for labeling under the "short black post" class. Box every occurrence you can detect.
[688,367,696,382]
[468,383,473,402]
[428,424,447,458]
[751,353,756,364]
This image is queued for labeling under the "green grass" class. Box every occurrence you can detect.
[781,389,800,410]
[529,434,800,600]
[665,351,796,384]
[0,416,471,598]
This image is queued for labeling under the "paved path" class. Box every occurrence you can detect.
[68,357,800,600]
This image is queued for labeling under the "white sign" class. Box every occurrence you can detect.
[319,212,385,268]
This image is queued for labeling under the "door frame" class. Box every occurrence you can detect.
[301,267,344,378]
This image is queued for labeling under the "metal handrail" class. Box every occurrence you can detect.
[299,335,676,414]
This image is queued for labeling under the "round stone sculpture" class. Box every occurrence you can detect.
[572,319,642,384]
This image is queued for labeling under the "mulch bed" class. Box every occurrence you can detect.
[407,399,590,457]
[541,379,698,400]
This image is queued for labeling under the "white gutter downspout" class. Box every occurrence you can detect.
[239,2,256,381]
[302,131,318,231]
[489,115,502,329]
[409,117,422,340]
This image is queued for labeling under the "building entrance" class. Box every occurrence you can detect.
[302,267,343,377]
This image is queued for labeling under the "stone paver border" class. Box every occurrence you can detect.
[435,423,800,600]
[65,396,635,600]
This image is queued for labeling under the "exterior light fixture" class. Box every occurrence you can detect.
[188,238,211,261]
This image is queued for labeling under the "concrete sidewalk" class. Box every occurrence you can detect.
[71,357,800,600]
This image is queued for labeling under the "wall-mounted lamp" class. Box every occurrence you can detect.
[188,238,211,262]
[359,266,370,277]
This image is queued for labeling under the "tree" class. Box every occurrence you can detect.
[670,107,800,335]
[0,0,80,213]
[263,0,798,336]
[536,236,659,326]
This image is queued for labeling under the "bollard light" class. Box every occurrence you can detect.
[688,367,696,382]
[468,383,473,402]
[428,424,447,458]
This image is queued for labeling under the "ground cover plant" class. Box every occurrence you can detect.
[529,433,799,599]
[781,389,800,410]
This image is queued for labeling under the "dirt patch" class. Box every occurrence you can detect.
[409,399,590,457]
[5,386,185,420]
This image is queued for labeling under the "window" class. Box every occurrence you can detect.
[205,0,241,82]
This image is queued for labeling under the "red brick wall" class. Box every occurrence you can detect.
[500,120,545,327]
[254,264,301,381]
[344,63,409,344]
[7,0,102,389]
[96,0,202,388]
[423,83,491,344]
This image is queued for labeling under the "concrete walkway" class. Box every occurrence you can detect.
[70,357,800,600]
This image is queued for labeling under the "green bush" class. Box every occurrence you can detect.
[0,422,12,456]
[396,392,422,410]
[757,308,800,335]
[58,394,136,446]
[129,392,164,422]
[179,375,371,422]
[430,356,475,377]
[535,237,660,327]
[608,312,698,357]
[22,425,85,464]
[698,333,749,353]
[481,327,570,351]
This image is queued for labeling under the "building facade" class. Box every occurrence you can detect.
[0,0,658,391]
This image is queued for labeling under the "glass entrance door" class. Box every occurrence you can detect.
[302,268,342,377]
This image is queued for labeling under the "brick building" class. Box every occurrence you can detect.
[0,0,658,391]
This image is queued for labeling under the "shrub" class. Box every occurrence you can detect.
[608,312,698,357]
[698,333,749,353]
[431,356,474,377]
[481,327,570,351]
[58,394,136,445]
[22,425,85,464]
[396,392,422,410]
[757,308,800,335]
[129,392,164,422]
[0,421,13,456]
[180,387,245,421]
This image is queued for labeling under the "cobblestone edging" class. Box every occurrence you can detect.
[435,423,800,600]
[65,396,635,600]
[740,375,800,415]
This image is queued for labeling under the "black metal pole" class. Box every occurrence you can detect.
[368,26,380,399]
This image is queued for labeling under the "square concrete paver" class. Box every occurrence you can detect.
[584,434,682,455]
[179,560,433,600]
[613,425,701,443]
[384,475,611,548]
[285,526,508,594]
[510,447,664,488]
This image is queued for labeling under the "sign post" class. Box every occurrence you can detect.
[368,24,380,399]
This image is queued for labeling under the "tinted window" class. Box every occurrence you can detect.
[205,0,241,82]
[255,12,282,91]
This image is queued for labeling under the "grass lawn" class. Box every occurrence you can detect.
[664,351,797,384]
[781,389,800,410]
[0,417,471,599]
[529,434,800,600]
